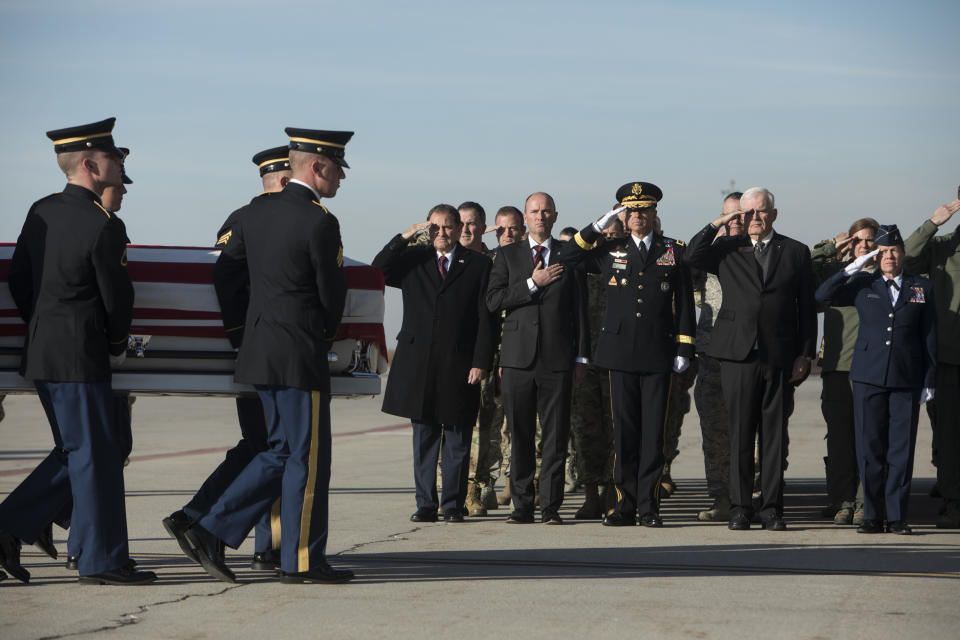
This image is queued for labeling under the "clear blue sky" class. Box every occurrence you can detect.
[2,1,958,341]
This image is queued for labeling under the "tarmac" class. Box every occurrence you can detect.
[0,378,957,640]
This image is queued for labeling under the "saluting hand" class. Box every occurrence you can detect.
[843,248,880,276]
[401,221,432,240]
[483,224,500,235]
[931,200,960,226]
[531,261,564,287]
[595,206,627,231]
[712,208,746,229]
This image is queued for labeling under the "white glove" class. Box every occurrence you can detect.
[921,388,935,404]
[673,356,689,373]
[592,206,628,232]
[843,248,880,276]
[109,352,127,367]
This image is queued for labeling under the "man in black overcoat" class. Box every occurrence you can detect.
[374,204,496,523]
[686,187,817,531]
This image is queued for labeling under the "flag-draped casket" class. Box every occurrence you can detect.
[0,244,385,396]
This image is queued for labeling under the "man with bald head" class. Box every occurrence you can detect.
[486,192,588,525]
[687,187,816,531]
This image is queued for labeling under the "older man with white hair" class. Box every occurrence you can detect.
[686,187,817,531]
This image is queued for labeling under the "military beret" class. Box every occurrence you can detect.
[285,127,353,168]
[616,181,662,209]
[875,224,904,247]
[252,146,291,177]
[46,117,124,157]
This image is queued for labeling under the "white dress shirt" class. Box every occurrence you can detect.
[883,272,903,305]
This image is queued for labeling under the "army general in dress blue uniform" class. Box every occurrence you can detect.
[816,225,937,535]
[559,182,695,527]
[0,119,155,585]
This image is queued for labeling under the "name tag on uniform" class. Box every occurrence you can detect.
[909,286,926,303]
[611,261,627,271]
[866,293,880,299]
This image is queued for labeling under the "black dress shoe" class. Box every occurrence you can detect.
[410,508,438,523]
[541,511,563,525]
[35,523,58,560]
[602,512,636,527]
[162,510,200,564]
[0,569,6,581]
[505,510,534,524]
[184,525,236,583]
[251,549,282,571]
[280,562,354,584]
[65,555,79,570]
[857,519,884,534]
[78,564,157,586]
[761,517,787,531]
[0,530,29,583]
[886,520,913,535]
[639,512,663,528]
[443,511,465,523]
[728,513,751,530]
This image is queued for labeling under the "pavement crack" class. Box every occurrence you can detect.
[335,524,432,556]
[36,584,243,640]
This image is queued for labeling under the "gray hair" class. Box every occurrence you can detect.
[740,187,775,209]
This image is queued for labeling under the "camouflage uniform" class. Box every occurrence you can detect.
[568,272,615,485]
[693,270,730,501]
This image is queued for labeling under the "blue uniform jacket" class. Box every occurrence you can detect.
[815,270,937,389]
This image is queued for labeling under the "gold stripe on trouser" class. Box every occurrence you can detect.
[270,499,282,551]
[653,375,674,505]
[298,391,322,572]
[609,372,622,508]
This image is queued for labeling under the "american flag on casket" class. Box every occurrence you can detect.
[0,244,386,396]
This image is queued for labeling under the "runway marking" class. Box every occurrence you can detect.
[0,423,411,477]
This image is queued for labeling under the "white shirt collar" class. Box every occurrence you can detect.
[751,231,774,247]
[528,236,552,251]
[883,271,903,287]
[631,233,653,251]
[289,178,321,202]
[436,245,457,264]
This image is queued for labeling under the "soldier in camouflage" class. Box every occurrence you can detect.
[692,192,743,521]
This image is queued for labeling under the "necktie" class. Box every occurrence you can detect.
[755,240,765,255]
[438,255,448,279]
[638,240,648,264]
[886,278,899,303]
[532,245,546,267]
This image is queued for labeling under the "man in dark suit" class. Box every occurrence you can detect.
[560,182,695,527]
[180,128,352,584]
[0,118,155,585]
[686,187,817,531]
[816,225,936,535]
[163,146,292,572]
[374,205,495,523]
[486,192,589,525]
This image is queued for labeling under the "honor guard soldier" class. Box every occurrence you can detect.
[163,146,292,572]
[179,128,353,584]
[816,225,937,535]
[0,118,156,585]
[559,182,695,527]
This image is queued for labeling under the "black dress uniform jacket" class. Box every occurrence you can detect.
[213,183,347,392]
[485,238,589,370]
[559,226,695,372]
[213,193,278,348]
[374,236,496,426]
[816,271,937,389]
[8,184,133,381]
[685,225,817,368]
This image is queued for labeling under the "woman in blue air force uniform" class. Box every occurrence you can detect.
[815,224,936,535]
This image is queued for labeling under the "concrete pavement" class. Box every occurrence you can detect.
[0,379,957,639]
